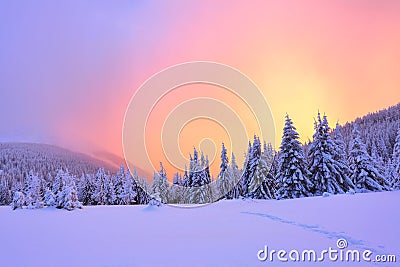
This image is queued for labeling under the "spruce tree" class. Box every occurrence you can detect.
[151,162,170,203]
[187,148,213,204]
[227,153,243,199]
[308,114,355,195]
[248,142,275,199]
[114,165,126,205]
[349,125,390,192]
[275,115,313,199]
[217,143,234,199]
[93,168,106,205]
[241,136,261,197]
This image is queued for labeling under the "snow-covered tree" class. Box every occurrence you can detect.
[11,191,25,210]
[308,114,355,195]
[149,192,162,207]
[187,148,213,204]
[349,125,390,192]
[24,171,44,208]
[52,169,67,206]
[151,162,170,203]
[104,175,116,205]
[391,128,400,189]
[114,165,126,205]
[170,172,184,203]
[78,173,95,205]
[92,168,106,205]
[248,142,275,199]
[275,115,313,199]
[226,153,243,199]
[59,179,82,211]
[136,175,150,205]
[122,168,137,205]
[241,139,258,197]
[44,188,55,207]
[217,143,234,199]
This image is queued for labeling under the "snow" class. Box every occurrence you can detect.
[1,191,399,267]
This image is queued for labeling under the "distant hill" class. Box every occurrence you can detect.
[0,142,118,183]
[339,102,400,162]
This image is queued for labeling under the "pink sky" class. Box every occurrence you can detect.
[1,1,399,176]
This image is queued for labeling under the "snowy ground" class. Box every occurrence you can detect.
[1,191,399,267]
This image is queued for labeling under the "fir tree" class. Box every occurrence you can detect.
[217,143,234,199]
[170,172,184,203]
[79,174,95,205]
[122,168,137,205]
[227,153,243,199]
[93,168,106,205]
[275,115,313,199]
[308,114,355,195]
[104,175,116,205]
[114,165,126,205]
[188,148,213,204]
[151,162,170,203]
[349,125,390,192]
[248,142,275,199]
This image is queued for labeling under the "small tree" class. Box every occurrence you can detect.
[11,191,25,210]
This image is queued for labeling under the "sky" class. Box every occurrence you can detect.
[1,0,400,177]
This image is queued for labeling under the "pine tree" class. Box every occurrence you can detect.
[275,115,313,199]
[114,165,126,205]
[308,114,355,195]
[349,125,390,192]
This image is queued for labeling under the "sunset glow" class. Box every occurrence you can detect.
[1,0,399,177]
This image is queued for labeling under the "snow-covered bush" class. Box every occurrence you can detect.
[149,193,162,207]
[11,191,25,210]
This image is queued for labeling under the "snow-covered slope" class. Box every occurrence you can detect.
[0,142,117,180]
[1,191,399,267]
